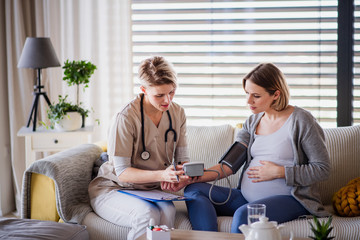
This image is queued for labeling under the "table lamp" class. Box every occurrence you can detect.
[18,37,60,131]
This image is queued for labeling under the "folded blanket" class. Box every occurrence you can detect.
[21,144,103,224]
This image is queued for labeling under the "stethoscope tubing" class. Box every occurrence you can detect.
[140,94,177,161]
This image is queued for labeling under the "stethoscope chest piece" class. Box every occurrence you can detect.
[141,150,151,161]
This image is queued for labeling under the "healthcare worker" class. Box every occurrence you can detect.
[88,56,191,240]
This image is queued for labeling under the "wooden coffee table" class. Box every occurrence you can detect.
[136,229,242,240]
[136,229,311,240]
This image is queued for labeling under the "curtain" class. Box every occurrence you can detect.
[1,0,132,215]
[2,0,41,216]
[0,0,14,216]
[1,0,62,215]
[57,0,133,142]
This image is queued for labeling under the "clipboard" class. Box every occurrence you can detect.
[118,189,189,202]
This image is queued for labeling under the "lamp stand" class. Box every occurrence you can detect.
[27,68,52,131]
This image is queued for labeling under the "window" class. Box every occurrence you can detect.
[132,0,358,128]
[355,0,360,125]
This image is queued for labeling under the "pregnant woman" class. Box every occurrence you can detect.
[161,62,331,233]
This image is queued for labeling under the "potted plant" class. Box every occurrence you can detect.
[42,60,97,131]
[308,215,335,240]
[47,95,89,131]
[62,59,97,106]
[44,60,97,130]
[61,59,96,128]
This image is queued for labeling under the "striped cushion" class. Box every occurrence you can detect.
[82,212,130,240]
[187,124,235,167]
[187,124,240,189]
[320,125,360,205]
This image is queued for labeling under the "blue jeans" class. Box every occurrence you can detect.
[184,183,310,233]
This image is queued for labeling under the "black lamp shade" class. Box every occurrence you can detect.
[18,37,60,69]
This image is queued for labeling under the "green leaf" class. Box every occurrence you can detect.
[308,216,334,240]
[62,59,96,89]
[46,95,90,129]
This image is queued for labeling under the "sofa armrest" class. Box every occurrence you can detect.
[21,144,103,224]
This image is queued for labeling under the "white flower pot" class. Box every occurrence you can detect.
[55,112,83,131]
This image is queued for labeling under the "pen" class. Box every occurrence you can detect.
[173,161,179,182]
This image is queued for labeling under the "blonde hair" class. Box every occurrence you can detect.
[243,63,290,111]
[138,56,177,88]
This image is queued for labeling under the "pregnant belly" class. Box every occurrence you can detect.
[241,159,292,202]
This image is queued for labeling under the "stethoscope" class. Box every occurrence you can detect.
[140,94,177,162]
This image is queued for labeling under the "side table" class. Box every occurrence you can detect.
[17,126,93,168]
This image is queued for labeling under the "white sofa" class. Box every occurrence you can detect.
[22,124,360,240]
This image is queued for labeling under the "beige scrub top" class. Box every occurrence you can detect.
[89,94,190,199]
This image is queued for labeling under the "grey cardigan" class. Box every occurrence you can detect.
[236,106,331,217]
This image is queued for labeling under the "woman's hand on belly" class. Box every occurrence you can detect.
[247,160,285,183]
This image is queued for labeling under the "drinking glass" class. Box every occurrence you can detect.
[247,203,266,225]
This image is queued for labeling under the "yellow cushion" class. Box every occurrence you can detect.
[332,177,360,217]
[30,173,60,222]
[94,140,107,152]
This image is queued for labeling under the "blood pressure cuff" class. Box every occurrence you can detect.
[218,141,247,173]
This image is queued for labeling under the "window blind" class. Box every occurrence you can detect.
[131,0,347,128]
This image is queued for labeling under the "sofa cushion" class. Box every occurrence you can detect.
[187,124,240,188]
[320,125,360,205]
[82,212,129,240]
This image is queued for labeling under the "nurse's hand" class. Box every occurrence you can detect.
[160,165,185,183]
[161,177,195,192]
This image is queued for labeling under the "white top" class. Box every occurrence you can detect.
[241,113,294,202]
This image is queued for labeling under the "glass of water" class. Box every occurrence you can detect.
[247,203,266,225]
